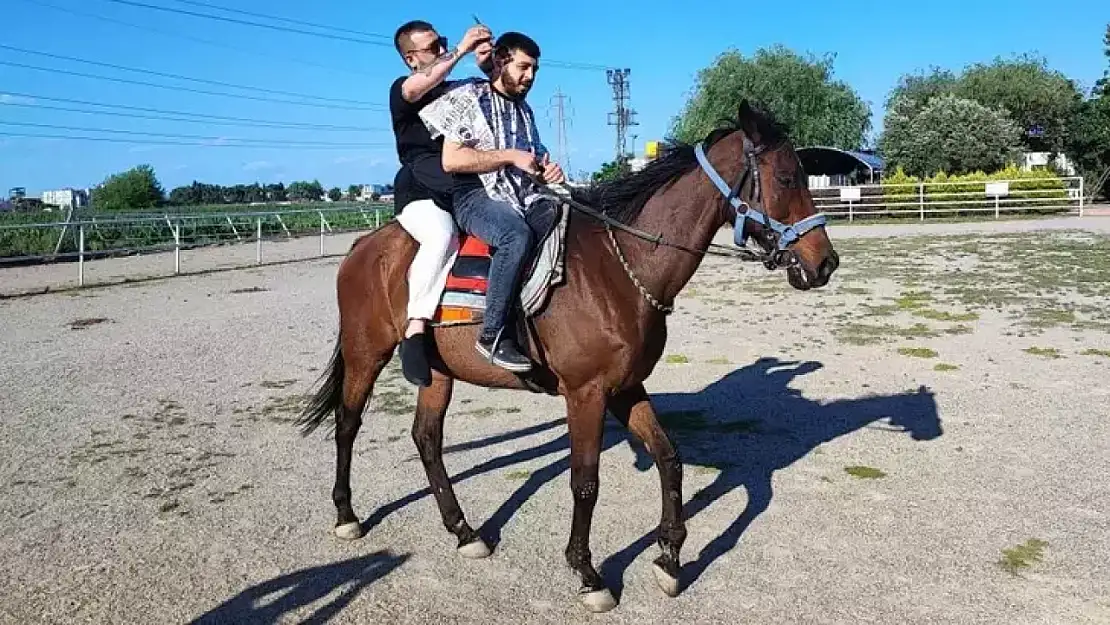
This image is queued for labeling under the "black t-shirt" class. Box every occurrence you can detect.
[389,76,455,212]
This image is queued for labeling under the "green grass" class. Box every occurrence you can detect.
[664,354,690,364]
[1023,346,1063,359]
[998,538,1048,575]
[933,363,960,371]
[898,347,939,358]
[1080,348,1110,357]
[844,465,887,479]
[505,470,531,480]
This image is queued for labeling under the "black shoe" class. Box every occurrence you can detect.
[399,333,432,387]
[475,334,532,373]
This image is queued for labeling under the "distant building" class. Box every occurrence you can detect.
[41,188,89,210]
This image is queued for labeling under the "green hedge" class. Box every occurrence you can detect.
[879,165,1069,213]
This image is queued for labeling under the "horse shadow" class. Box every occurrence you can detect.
[360,356,941,600]
[189,550,409,625]
[598,356,943,597]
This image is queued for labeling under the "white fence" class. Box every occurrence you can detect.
[0,205,391,296]
[811,176,1086,221]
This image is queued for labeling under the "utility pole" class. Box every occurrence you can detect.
[548,88,572,178]
[606,68,638,162]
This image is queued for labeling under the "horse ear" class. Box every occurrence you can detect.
[736,99,762,144]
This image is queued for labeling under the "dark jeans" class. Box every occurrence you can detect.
[453,188,535,341]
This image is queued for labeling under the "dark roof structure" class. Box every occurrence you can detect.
[797,147,885,181]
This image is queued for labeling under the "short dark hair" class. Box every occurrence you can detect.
[394,20,435,55]
[494,32,540,61]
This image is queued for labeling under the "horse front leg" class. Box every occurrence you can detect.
[411,373,491,559]
[609,383,686,597]
[563,386,616,612]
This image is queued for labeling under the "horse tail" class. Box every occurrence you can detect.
[296,335,345,436]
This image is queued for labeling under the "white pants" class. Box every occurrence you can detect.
[395,199,459,321]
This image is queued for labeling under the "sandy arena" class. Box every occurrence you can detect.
[2,217,1109,624]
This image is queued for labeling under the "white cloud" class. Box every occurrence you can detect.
[333,154,387,167]
[0,94,36,105]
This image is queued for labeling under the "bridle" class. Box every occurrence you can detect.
[694,135,827,270]
[542,132,828,313]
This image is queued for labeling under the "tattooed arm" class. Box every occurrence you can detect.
[400,25,491,103]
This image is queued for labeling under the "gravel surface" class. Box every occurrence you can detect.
[2,217,1109,624]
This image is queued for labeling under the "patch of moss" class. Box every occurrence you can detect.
[933,363,959,371]
[505,470,531,480]
[705,357,731,365]
[665,354,690,364]
[998,538,1048,575]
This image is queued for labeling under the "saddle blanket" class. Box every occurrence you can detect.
[432,199,570,327]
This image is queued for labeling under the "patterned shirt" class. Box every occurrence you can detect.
[419,78,549,214]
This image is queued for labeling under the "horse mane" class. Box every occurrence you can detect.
[570,102,790,226]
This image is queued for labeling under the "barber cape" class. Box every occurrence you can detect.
[419,78,549,215]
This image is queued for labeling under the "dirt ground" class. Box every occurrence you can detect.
[1,217,1108,624]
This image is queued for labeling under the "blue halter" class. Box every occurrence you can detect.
[694,141,827,253]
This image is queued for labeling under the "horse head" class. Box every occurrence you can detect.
[699,99,840,290]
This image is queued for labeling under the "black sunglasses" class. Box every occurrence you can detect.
[409,36,448,55]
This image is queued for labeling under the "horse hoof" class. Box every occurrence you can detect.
[578,588,617,613]
[457,539,492,559]
[334,521,363,540]
[651,561,680,597]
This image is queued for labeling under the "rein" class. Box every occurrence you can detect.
[539,136,828,314]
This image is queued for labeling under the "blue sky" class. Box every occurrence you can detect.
[1,0,1106,195]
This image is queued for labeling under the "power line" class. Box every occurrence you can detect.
[1,99,387,132]
[0,60,381,111]
[0,131,384,149]
[16,0,374,78]
[169,0,391,40]
[0,45,383,108]
[98,0,394,46]
[96,0,608,71]
[0,121,388,146]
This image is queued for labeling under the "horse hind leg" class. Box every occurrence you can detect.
[298,327,395,541]
[411,373,491,558]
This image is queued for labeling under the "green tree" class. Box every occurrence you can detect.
[90,164,164,210]
[1094,23,1110,97]
[954,55,1082,152]
[670,45,871,149]
[327,187,342,202]
[591,158,630,183]
[884,67,959,120]
[347,184,361,200]
[881,94,1022,177]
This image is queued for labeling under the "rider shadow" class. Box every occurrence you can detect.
[189,550,409,625]
[598,356,943,598]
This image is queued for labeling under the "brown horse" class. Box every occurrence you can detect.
[297,100,839,612]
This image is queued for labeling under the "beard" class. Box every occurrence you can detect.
[500,72,532,99]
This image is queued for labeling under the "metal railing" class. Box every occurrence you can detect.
[810,176,1086,221]
[0,204,392,289]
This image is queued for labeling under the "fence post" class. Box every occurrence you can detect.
[1079,177,1085,217]
[848,201,854,223]
[173,221,181,274]
[995,196,1000,219]
[255,217,262,264]
[78,224,85,287]
[919,183,925,221]
[375,209,381,229]
[318,211,325,256]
